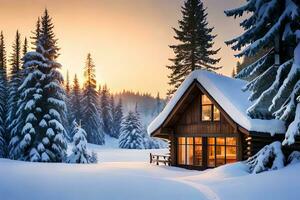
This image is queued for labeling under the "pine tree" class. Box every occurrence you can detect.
[0,31,8,157]
[154,92,163,116]
[236,48,271,78]
[70,74,82,124]
[236,61,242,75]
[30,18,41,50]
[67,122,90,164]
[22,37,28,57]
[100,84,111,136]
[7,31,22,141]
[82,53,104,145]
[9,9,67,162]
[167,0,221,96]
[64,70,72,135]
[225,0,300,145]
[119,111,144,149]
[108,95,116,138]
[111,98,123,138]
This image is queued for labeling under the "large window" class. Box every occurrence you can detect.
[201,95,220,121]
[178,136,237,167]
[207,137,237,167]
[177,137,203,166]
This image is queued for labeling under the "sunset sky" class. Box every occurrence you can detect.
[0,0,244,97]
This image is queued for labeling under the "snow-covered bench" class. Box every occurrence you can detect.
[150,153,171,166]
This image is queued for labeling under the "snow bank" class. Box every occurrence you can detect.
[1,148,300,200]
[148,70,286,135]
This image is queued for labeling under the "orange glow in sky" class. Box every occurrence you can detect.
[0,0,244,97]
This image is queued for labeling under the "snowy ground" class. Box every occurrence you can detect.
[1,141,300,200]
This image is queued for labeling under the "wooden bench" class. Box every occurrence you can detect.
[150,153,171,166]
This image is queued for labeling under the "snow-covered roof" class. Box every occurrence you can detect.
[148,70,286,136]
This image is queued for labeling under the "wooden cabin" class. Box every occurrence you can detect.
[148,70,291,170]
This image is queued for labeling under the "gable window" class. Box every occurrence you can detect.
[201,95,220,121]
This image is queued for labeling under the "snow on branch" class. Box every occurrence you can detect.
[246,141,285,174]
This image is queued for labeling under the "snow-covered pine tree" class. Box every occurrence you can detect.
[0,31,8,157]
[111,98,123,138]
[7,30,22,141]
[246,141,285,174]
[167,0,221,96]
[100,84,112,136]
[119,111,144,149]
[67,122,91,164]
[9,9,67,162]
[226,0,300,145]
[82,53,104,145]
[70,74,82,125]
[109,95,116,138]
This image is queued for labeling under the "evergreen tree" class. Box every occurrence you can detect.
[65,70,70,96]
[67,122,91,164]
[236,61,242,75]
[236,48,270,78]
[22,37,28,57]
[225,0,300,145]
[111,98,123,138]
[154,92,163,116]
[109,95,115,137]
[167,0,221,96]
[64,70,72,135]
[70,74,82,124]
[7,31,22,140]
[30,18,41,50]
[0,31,8,157]
[100,84,111,136]
[9,9,67,162]
[119,111,144,149]
[82,53,104,145]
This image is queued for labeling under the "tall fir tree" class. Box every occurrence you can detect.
[82,53,104,145]
[9,9,67,162]
[110,96,123,138]
[119,111,144,149]
[7,30,22,141]
[109,95,115,137]
[22,37,28,57]
[0,31,8,157]
[70,74,82,125]
[167,0,221,96]
[153,92,163,116]
[30,18,41,50]
[225,0,300,145]
[100,84,112,136]
[113,98,123,138]
[64,70,72,135]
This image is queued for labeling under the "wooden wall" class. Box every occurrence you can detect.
[174,93,236,136]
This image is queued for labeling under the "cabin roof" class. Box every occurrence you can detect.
[148,70,286,136]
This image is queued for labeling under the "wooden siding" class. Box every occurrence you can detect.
[174,93,236,136]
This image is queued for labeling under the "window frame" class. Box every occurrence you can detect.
[206,136,238,167]
[201,95,220,122]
